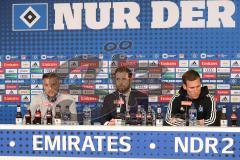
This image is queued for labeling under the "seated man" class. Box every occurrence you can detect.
[100,66,148,125]
[165,69,216,126]
[30,73,77,124]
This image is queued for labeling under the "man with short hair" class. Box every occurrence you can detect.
[30,73,77,124]
[165,69,216,126]
[100,66,148,125]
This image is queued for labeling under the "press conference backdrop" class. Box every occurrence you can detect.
[0,0,240,124]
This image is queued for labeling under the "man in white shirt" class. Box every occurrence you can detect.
[30,73,77,124]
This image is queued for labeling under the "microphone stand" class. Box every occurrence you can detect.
[185,96,190,126]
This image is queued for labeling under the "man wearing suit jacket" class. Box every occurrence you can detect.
[100,66,148,125]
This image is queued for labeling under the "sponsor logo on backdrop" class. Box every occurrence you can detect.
[189,60,199,67]
[96,84,108,90]
[21,95,30,102]
[159,95,172,102]
[79,95,99,103]
[159,60,178,67]
[203,74,216,79]
[18,69,30,73]
[200,60,220,67]
[31,90,43,95]
[6,90,18,95]
[18,90,30,95]
[12,3,48,31]
[3,62,21,68]
[231,90,240,95]
[148,96,158,102]
[220,96,230,103]
[231,74,240,78]
[203,68,216,73]
[82,90,95,95]
[200,53,215,59]
[220,60,230,67]
[216,90,230,95]
[18,74,30,79]
[217,84,231,89]
[5,69,18,74]
[231,96,240,103]
[3,95,21,102]
[231,60,240,67]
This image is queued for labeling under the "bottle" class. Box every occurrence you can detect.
[115,103,122,126]
[54,104,62,125]
[146,106,153,126]
[231,106,238,127]
[46,106,53,125]
[25,107,31,125]
[34,107,42,125]
[141,107,147,125]
[16,104,23,125]
[83,105,91,125]
[125,108,131,126]
[62,105,71,125]
[156,107,163,127]
[136,105,143,126]
[189,103,197,126]
[220,107,228,127]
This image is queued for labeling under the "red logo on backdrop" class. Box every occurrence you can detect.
[162,83,174,90]
[119,60,138,67]
[70,68,81,73]
[6,84,18,89]
[0,69,4,74]
[79,95,99,102]
[81,84,95,89]
[40,61,59,68]
[80,61,99,69]
[203,74,216,79]
[231,68,240,73]
[216,90,230,95]
[159,95,172,102]
[3,95,21,102]
[159,60,178,67]
[200,60,220,67]
[214,96,219,102]
[3,62,21,68]
[149,68,162,73]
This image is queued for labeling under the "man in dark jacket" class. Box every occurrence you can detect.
[100,66,148,125]
[165,70,216,126]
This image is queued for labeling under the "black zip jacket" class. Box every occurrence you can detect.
[165,86,216,126]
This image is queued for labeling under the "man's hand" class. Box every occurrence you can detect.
[108,119,116,125]
[198,119,205,126]
[169,117,185,124]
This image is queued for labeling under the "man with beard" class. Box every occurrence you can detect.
[100,66,148,125]
[165,70,216,126]
[30,73,77,124]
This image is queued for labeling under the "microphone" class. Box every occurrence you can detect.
[181,95,192,126]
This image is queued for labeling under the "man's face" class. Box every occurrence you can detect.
[115,72,132,93]
[183,78,201,99]
[43,78,60,97]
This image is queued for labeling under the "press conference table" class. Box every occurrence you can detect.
[0,124,239,160]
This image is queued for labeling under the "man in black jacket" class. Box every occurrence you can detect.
[100,66,148,125]
[165,70,216,126]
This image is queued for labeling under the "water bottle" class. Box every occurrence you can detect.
[16,104,23,125]
[189,103,197,126]
[54,104,62,125]
[62,105,71,125]
[83,105,91,125]
[156,107,163,127]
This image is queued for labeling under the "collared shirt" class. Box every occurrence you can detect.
[118,88,131,110]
